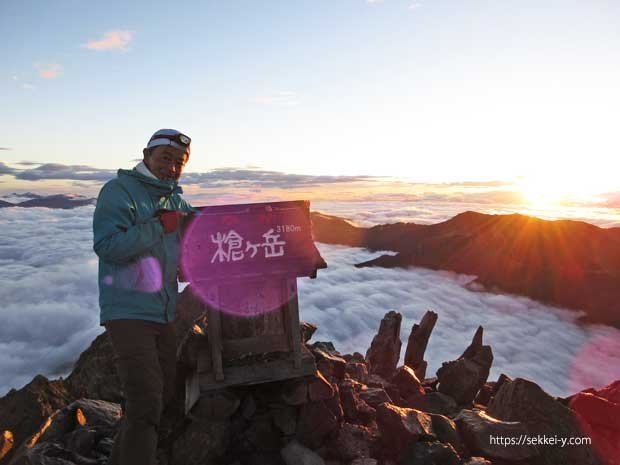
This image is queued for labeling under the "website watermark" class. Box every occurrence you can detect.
[489,434,592,448]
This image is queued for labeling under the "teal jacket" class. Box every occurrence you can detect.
[93,168,196,326]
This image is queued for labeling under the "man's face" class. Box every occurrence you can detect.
[143,145,189,181]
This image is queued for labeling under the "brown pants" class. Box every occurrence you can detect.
[105,319,176,465]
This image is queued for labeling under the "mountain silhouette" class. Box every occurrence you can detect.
[311,210,620,328]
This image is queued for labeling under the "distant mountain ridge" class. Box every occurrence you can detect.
[310,210,620,328]
[0,194,95,209]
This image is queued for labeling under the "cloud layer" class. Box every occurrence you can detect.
[0,206,618,397]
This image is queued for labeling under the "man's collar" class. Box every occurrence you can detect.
[135,160,158,180]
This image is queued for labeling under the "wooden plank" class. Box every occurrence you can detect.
[207,285,224,381]
[198,348,316,391]
[286,277,302,369]
[222,334,289,359]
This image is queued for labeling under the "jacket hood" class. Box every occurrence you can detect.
[117,168,183,197]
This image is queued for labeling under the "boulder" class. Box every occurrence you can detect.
[404,310,438,380]
[271,406,298,436]
[462,458,492,465]
[398,441,460,465]
[359,388,392,409]
[455,409,538,461]
[487,377,601,465]
[282,378,309,406]
[244,413,281,452]
[65,333,121,403]
[300,322,318,343]
[474,383,493,406]
[345,362,369,384]
[405,392,459,417]
[169,419,230,465]
[569,380,620,465]
[391,366,425,399]
[308,372,335,402]
[429,412,463,456]
[436,327,493,405]
[281,440,325,465]
[326,423,377,462]
[339,385,375,426]
[365,311,402,379]
[0,375,73,465]
[190,390,240,419]
[310,345,347,382]
[375,403,433,456]
[296,401,339,450]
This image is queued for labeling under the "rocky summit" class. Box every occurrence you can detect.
[0,287,618,465]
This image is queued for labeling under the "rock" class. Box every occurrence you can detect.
[296,401,339,450]
[244,414,281,452]
[340,384,375,426]
[398,441,460,465]
[359,388,392,409]
[429,412,463,456]
[436,358,483,405]
[65,333,121,403]
[300,322,318,343]
[345,362,369,384]
[474,383,493,406]
[391,366,425,399]
[282,378,309,406]
[281,440,325,465]
[569,380,620,465]
[8,441,96,465]
[404,310,438,380]
[350,459,378,465]
[459,326,484,359]
[455,409,538,461]
[272,406,298,436]
[0,375,73,464]
[326,423,377,462]
[323,384,344,423]
[375,403,433,457]
[310,344,347,381]
[239,394,257,420]
[487,377,601,465]
[64,428,96,457]
[308,372,335,402]
[365,311,402,379]
[170,419,230,465]
[462,458,492,465]
[491,373,512,396]
[190,390,240,419]
[436,328,493,405]
[37,399,119,446]
[366,374,390,390]
[343,352,366,363]
[1,431,14,462]
[405,391,459,417]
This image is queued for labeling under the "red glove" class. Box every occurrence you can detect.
[155,210,184,234]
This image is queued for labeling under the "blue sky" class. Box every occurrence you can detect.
[2,0,620,192]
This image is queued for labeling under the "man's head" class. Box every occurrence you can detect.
[143,129,191,182]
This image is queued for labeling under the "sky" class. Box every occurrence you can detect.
[2,0,620,205]
[1,205,619,398]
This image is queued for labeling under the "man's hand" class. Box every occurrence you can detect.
[155,210,185,234]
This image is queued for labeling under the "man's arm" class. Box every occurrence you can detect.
[93,181,164,264]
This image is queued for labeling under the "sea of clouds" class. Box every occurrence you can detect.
[0,205,619,397]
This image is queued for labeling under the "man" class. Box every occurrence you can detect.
[92,129,196,465]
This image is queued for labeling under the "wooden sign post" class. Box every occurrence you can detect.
[180,200,326,413]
